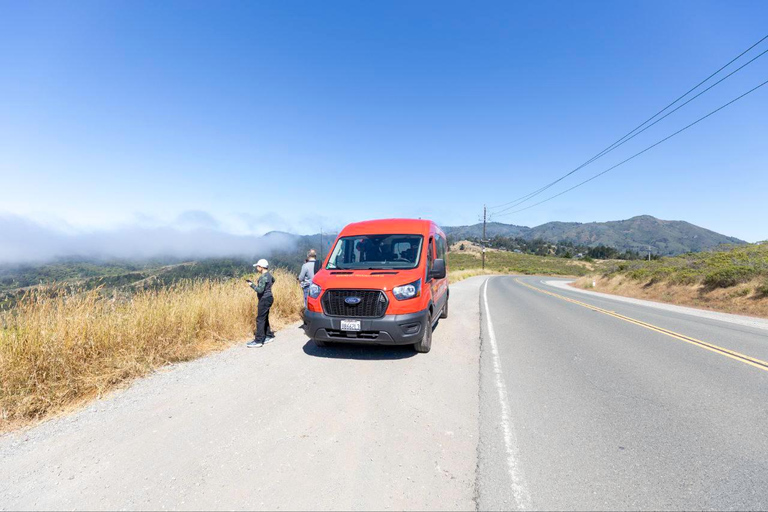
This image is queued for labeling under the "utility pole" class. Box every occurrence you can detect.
[482,205,487,270]
[648,245,652,261]
[320,227,324,262]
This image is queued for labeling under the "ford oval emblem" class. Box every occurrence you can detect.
[345,297,362,305]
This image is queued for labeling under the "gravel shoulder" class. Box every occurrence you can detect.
[0,277,486,511]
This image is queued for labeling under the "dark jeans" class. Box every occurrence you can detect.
[255,296,274,342]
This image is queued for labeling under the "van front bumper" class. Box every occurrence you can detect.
[302,308,429,345]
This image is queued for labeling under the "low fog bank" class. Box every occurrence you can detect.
[0,214,299,264]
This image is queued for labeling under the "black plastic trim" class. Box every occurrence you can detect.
[302,308,430,345]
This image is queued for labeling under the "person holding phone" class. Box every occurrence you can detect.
[246,259,276,348]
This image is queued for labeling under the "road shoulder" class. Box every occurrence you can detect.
[0,277,487,511]
[545,279,768,332]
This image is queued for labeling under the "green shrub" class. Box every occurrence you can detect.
[668,269,700,286]
[596,243,768,291]
[703,266,757,288]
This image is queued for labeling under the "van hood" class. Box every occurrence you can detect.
[312,268,423,291]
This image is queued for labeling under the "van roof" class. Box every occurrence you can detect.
[340,218,443,237]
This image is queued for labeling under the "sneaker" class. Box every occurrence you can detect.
[263,336,275,345]
[246,340,264,348]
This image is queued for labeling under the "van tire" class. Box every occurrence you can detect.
[413,315,433,353]
[313,338,327,348]
[440,297,449,319]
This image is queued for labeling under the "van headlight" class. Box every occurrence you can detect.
[309,282,322,299]
[393,279,421,300]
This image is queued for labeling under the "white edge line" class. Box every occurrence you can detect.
[483,278,531,509]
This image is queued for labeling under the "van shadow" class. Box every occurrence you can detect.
[302,340,417,360]
[301,319,440,361]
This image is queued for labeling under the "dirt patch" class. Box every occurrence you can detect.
[450,241,502,255]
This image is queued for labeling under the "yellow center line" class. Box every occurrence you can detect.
[515,278,768,373]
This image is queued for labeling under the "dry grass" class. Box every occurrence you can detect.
[574,275,768,319]
[448,250,593,278]
[0,268,303,430]
[447,268,500,283]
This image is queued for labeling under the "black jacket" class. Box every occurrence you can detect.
[250,271,275,300]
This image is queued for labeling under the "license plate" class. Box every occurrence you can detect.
[340,320,361,331]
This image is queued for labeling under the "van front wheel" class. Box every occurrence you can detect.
[413,315,433,353]
[313,338,327,348]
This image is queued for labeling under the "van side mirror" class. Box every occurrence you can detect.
[430,259,446,280]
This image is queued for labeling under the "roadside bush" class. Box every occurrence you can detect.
[667,269,700,286]
[703,266,757,289]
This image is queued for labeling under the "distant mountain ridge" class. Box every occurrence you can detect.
[443,215,745,255]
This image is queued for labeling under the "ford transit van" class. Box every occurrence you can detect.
[302,219,449,353]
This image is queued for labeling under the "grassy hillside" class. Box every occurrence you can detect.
[576,243,768,317]
[593,243,768,288]
[0,254,316,309]
[0,269,304,429]
[444,215,744,255]
[443,221,530,240]
[0,230,337,297]
[447,245,594,280]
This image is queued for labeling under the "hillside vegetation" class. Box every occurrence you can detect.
[576,243,768,317]
[0,254,314,308]
[0,269,303,429]
[444,215,744,255]
[447,244,594,281]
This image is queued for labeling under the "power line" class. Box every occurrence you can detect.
[489,33,768,212]
[492,44,768,215]
[493,77,768,218]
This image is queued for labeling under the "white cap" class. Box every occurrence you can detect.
[254,259,269,269]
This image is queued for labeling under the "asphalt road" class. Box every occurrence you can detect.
[3,275,768,510]
[478,276,768,511]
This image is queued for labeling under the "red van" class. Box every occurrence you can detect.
[302,219,449,353]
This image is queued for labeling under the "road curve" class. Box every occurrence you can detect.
[477,276,768,511]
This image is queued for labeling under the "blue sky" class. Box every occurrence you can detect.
[1,0,767,244]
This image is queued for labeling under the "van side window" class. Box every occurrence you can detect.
[436,236,446,260]
[426,238,434,280]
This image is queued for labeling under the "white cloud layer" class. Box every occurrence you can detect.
[0,212,301,263]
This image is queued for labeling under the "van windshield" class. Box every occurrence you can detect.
[326,234,423,270]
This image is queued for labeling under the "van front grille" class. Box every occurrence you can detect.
[322,290,388,318]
